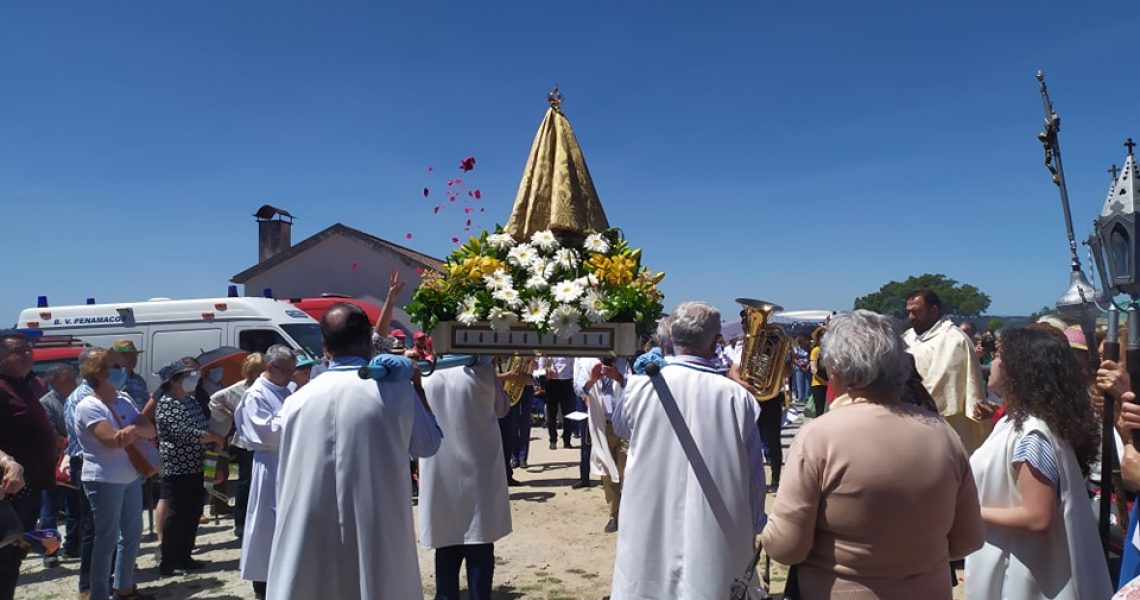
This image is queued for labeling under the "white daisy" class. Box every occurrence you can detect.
[549,304,583,339]
[522,298,551,324]
[530,229,559,252]
[482,269,512,291]
[525,275,549,291]
[529,258,555,280]
[487,306,518,334]
[583,233,610,253]
[486,233,516,251]
[493,287,523,308]
[507,244,540,268]
[457,308,479,326]
[457,296,478,313]
[551,279,584,303]
[581,290,610,322]
[554,248,580,270]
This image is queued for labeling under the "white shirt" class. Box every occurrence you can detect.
[75,394,143,485]
[537,356,574,380]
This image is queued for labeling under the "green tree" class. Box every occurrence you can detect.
[853,273,991,319]
[986,318,1004,332]
[1027,305,1059,321]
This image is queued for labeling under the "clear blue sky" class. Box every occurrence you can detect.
[3,1,1137,324]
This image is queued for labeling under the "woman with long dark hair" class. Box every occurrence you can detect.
[967,326,1112,599]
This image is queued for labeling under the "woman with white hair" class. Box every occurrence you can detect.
[760,310,984,599]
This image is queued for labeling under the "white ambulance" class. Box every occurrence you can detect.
[16,297,323,390]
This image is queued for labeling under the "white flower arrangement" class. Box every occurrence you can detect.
[493,287,523,308]
[530,229,559,252]
[482,269,512,291]
[581,289,610,322]
[507,244,540,268]
[554,248,580,271]
[549,304,583,339]
[529,258,555,280]
[487,306,518,334]
[486,233,516,251]
[583,233,610,253]
[551,279,584,303]
[522,297,551,324]
[525,275,549,291]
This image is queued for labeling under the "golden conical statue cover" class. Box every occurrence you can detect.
[504,90,610,240]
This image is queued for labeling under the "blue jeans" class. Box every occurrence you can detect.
[85,477,144,600]
[512,386,534,463]
[793,369,811,402]
[39,485,79,555]
[434,543,494,600]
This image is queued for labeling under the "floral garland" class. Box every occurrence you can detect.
[407,227,665,338]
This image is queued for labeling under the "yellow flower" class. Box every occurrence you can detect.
[586,254,637,287]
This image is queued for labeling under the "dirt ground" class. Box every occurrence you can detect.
[15,435,967,600]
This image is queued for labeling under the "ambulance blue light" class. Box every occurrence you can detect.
[262,288,273,298]
[86,298,95,305]
[228,285,239,298]
[37,296,48,308]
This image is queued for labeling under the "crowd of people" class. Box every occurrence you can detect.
[3,285,1140,599]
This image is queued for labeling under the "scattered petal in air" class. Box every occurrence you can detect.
[416,267,425,275]
[464,207,473,214]
[454,178,462,185]
[427,166,433,173]
[468,191,474,197]
[351,262,359,270]
[405,233,413,239]
[474,189,481,200]
[459,156,476,172]
[423,187,429,197]
[451,237,460,244]
[480,208,485,212]
[434,206,441,214]
[466,219,472,227]
[450,196,457,203]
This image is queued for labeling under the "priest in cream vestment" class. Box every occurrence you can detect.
[266,304,442,600]
[903,290,989,454]
[419,360,512,600]
[610,302,766,600]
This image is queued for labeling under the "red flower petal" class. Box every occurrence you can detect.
[423,187,429,197]
[352,262,359,270]
[479,208,485,212]
[474,189,481,200]
[454,178,462,185]
[451,237,460,243]
[466,219,471,227]
[415,267,425,275]
[449,196,456,203]
[405,233,413,239]
[459,156,476,172]
[427,166,433,173]
[434,206,441,214]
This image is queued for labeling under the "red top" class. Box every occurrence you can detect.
[0,372,55,491]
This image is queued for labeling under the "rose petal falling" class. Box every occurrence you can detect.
[474,189,481,200]
[405,233,413,239]
[434,206,441,214]
[459,156,476,172]
[423,187,429,197]
[451,237,460,243]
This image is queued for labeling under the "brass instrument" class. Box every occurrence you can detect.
[498,355,534,406]
[735,298,790,401]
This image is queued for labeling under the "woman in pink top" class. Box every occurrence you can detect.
[760,310,984,600]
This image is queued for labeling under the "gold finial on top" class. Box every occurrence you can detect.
[547,85,564,111]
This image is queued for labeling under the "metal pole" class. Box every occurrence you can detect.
[1099,306,1121,561]
[1037,71,1084,274]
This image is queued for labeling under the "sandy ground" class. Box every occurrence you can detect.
[15,432,967,600]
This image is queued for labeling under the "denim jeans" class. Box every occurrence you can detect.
[434,543,494,600]
[85,477,144,600]
[793,369,811,402]
[39,485,79,555]
[513,386,533,463]
[71,456,95,593]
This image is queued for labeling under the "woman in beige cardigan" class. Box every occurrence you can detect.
[760,310,984,600]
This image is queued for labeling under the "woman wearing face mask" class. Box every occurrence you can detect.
[73,348,158,600]
[153,360,225,577]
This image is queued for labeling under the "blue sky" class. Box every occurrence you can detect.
[2,1,1137,324]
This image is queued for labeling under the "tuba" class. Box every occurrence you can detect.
[498,355,534,406]
[735,298,791,401]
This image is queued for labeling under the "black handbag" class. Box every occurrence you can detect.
[0,498,22,548]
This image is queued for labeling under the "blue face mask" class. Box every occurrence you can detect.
[181,372,200,393]
[107,367,128,391]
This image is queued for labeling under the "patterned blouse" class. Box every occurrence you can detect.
[155,393,209,477]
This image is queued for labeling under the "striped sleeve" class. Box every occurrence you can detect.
[1011,430,1061,491]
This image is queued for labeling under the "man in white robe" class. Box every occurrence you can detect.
[902,289,989,454]
[419,359,512,600]
[574,356,628,533]
[610,301,766,600]
[233,345,295,599]
[266,303,442,600]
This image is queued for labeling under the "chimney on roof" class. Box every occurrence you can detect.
[254,205,295,262]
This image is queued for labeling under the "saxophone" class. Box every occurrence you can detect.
[498,355,534,406]
[735,298,790,401]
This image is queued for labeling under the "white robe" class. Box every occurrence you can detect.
[903,317,990,453]
[611,361,759,600]
[966,415,1113,600]
[233,375,290,582]
[418,360,512,548]
[573,357,623,482]
[266,363,427,600]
